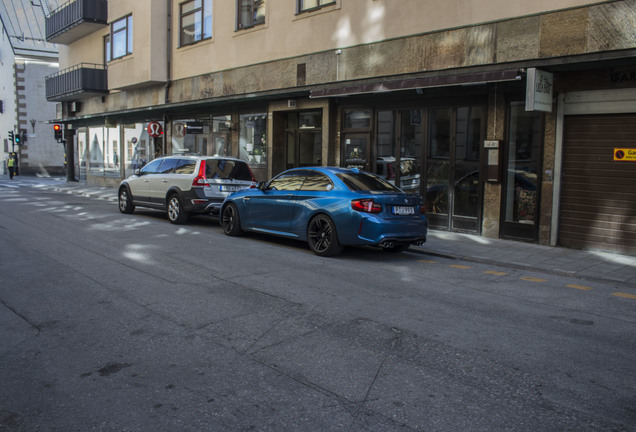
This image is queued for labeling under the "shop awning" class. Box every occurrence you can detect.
[310,68,523,98]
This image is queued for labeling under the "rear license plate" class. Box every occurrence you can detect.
[392,206,415,215]
[220,185,243,192]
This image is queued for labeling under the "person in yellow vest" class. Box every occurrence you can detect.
[7,154,16,179]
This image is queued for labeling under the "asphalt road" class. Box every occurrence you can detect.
[0,180,634,431]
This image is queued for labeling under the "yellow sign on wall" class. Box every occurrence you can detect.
[614,148,636,161]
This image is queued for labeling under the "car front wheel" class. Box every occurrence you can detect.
[307,214,343,257]
[167,193,189,224]
[118,187,135,214]
[221,203,243,236]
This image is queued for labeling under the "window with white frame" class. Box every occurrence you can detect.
[297,0,335,13]
[180,0,213,46]
[111,15,133,60]
[237,0,265,29]
[104,35,111,63]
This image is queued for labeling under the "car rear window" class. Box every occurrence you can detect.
[337,172,402,192]
[205,159,252,181]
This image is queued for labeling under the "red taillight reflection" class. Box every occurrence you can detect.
[351,198,382,214]
[420,204,427,215]
[192,160,210,187]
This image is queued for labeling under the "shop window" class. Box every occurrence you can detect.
[344,110,371,130]
[239,113,267,166]
[237,0,265,29]
[503,102,541,226]
[111,15,133,60]
[88,126,120,175]
[180,0,213,46]
[125,123,150,177]
[297,0,336,13]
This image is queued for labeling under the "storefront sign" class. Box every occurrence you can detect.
[147,122,163,137]
[186,121,203,134]
[525,68,554,113]
[614,148,636,161]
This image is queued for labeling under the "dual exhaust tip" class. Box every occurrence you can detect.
[379,239,426,249]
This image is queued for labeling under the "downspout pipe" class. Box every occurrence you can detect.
[164,0,172,104]
[163,0,172,155]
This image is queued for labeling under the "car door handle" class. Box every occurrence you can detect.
[162,179,168,183]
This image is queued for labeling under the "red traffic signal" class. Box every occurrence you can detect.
[53,124,62,141]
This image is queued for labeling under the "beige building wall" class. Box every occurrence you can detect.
[172,0,611,80]
[58,0,621,92]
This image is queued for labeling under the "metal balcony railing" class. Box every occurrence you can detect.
[45,63,108,102]
[45,0,108,44]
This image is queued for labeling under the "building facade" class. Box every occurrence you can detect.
[1,0,62,177]
[46,0,636,255]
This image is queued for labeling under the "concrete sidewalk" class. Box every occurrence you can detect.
[7,175,636,288]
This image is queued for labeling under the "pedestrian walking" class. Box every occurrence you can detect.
[7,154,16,179]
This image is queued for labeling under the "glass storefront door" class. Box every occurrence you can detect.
[286,111,323,169]
[501,102,542,241]
[426,106,484,233]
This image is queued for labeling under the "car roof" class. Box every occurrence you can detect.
[280,166,372,177]
[159,154,245,163]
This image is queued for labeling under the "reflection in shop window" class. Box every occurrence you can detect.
[88,126,120,175]
[344,110,371,129]
[125,123,150,177]
[239,113,267,166]
[212,116,232,156]
[505,103,541,225]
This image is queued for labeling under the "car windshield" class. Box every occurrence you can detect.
[206,159,252,181]
[337,172,402,192]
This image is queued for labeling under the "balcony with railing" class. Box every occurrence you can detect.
[45,0,108,44]
[46,63,108,102]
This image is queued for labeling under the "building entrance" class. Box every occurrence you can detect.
[426,106,485,233]
[285,110,323,169]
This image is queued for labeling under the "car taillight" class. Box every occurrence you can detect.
[351,198,382,214]
[192,160,210,187]
[248,167,258,188]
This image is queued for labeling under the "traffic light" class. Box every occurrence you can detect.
[14,133,21,145]
[8,130,14,143]
[53,124,62,141]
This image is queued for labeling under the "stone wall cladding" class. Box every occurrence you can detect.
[84,1,636,116]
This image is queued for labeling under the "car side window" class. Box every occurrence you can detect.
[267,172,307,191]
[175,159,196,174]
[139,158,163,175]
[299,172,333,191]
[157,158,178,174]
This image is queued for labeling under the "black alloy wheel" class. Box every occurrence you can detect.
[118,187,135,214]
[307,214,343,257]
[221,203,243,236]
[167,193,189,224]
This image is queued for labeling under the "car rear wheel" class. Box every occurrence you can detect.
[307,214,343,257]
[118,187,135,214]
[221,203,243,236]
[167,193,189,224]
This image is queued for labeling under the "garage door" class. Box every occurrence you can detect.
[560,114,636,255]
